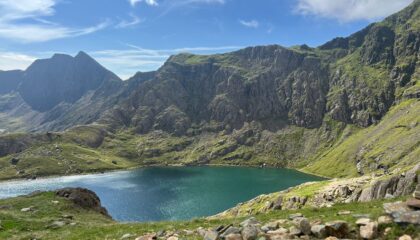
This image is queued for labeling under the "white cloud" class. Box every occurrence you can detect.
[0,51,37,70]
[0,0,107,42]
[239,19,259,28]
[295,0,413,22]
[129,0,158,7]
[91,44,242,79]
[116,14,143,28]
[0,45,243,79]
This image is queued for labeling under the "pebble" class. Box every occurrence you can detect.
[121,233,133,239]
[399,235,413,240]
[20,207,34,212]
[355,218,371,226]
[338,210,351,215]
[288,213,303,220]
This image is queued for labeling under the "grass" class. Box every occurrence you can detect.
[0,190,418,240]
[303,99,420,177]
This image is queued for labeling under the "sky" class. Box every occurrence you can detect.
[0,0,414,79]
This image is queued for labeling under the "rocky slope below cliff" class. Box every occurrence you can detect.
[0,1,418,179]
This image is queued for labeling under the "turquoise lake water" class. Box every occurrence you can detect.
[0,167,323,221]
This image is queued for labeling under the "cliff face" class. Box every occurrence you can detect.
[0,0,418,179]
[102,0,419,135]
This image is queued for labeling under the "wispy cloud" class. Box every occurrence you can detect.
[0,51,37,70]
[92,44,242,79]
[129,0,158,7]
[116,14,143,28]
[0,45,243,80]
[295,0,413,22]
[239,19,259,28]
[0,0,108,43]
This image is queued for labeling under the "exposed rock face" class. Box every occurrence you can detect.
[56,188,110,218]
[0,70,23,94]
[359,164,420,202]
[19,52,120,112]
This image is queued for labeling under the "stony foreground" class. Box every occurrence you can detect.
[0,182,419,240]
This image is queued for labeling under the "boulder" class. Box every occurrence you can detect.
[220,226,241,238]
[166,237,178,240]
[55,188,110,217]
[261,221,278,232]
[359,221,378,239]
[413,184,420,199]
[399,235,413,240]
[10,157,19,165]
[241,225,259,240]
[288,226,301,236]
[406,198,420,209]
[204,230,219,240]
[240,217,260,227]
[20,206,34,212]
[267,228,288,235]
[384,201,420,225]
[377,215,393,224]
[293,217,311,235]
[224,233,242,240]
[310,224,327,238]
[355,218,371,226]
[272,196,283,210]
[135,233,157,240]
[325,221,349,238]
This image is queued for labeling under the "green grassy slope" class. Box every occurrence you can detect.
[303,99,420,177]
[0,190,418,240]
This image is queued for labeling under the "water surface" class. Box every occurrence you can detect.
[0,167,323,221]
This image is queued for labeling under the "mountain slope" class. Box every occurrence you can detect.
[0,1,418,179]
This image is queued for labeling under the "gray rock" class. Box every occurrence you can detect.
[48,221,66,229]
[241,225,259,240]
[288,226,301,236]
[413,184,420,199]
[384,201,420,225]
[261,221,278,232]
[267,228,288,235]
[288,213,303,220]
[272,196,283,210]
[325,220,349,238]
[359,221,378,239]
[10,157,19,165]
[310,224,327,238]
[220,226,241,238]
[204,230,219,240]
[338,210,351,215]
[378,215,393,224]
[224,233,242,240]
[355,218,371,226]
[406,198,420,209]
[398,235,413,240]
[240,217,260,227]
[293,217,311,235]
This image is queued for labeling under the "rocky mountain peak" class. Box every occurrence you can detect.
[18,52,121,112]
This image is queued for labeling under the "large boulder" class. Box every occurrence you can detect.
[55,188,110,217]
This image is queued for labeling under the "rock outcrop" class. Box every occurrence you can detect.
[56,187,110,218]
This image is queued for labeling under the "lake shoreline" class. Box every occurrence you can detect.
[0,162,328,184]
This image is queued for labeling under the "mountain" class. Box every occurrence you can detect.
[18,51,120,112]
[0,52,127,132]
[0,0,418,180]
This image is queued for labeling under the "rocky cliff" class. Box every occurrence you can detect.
[0,1,418,179]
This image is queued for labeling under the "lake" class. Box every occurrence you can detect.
[0,166,323,222]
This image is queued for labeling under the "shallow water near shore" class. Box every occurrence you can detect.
[0,166,323,222]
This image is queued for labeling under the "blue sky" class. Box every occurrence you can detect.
[0,0,413,79]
